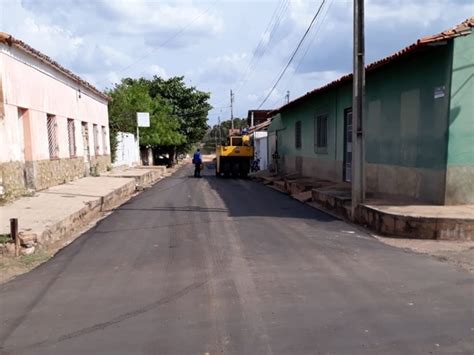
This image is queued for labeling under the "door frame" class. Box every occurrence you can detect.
[343,108,352,182]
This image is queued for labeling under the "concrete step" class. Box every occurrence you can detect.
[360,204,474,241]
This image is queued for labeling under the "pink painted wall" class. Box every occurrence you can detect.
[0,44,110,163]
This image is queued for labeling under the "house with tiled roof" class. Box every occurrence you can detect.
[268,17,474,205]
[0,33,112,199]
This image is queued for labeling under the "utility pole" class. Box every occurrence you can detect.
[230,90,234,131]
[352,0,365,221]
[218,116,221,145]
[285,90,290,104]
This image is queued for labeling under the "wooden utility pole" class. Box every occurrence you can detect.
[285,90,290,104]
[352,0,365,220]
[230,90,234,131]
[218,116,221,144]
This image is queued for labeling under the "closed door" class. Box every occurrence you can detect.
[343,109,352,182]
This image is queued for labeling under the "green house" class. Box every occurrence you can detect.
[268,18,474,205]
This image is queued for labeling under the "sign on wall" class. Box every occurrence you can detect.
[434,86,445,99]
[137,112,150,127]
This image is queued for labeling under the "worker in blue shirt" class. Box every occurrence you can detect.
[192,149,202,178]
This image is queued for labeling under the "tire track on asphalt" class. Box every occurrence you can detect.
[205,176,275,355]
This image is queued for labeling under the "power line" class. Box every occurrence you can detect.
[97,0,218,87]
[282,0,334,98]
[211,0,289,108]
[257,0,327,109]
[235,0,289,94]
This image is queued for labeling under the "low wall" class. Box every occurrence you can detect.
[365,163,446,204]
[281,154,343,181]
[29,157,86,191]
[90,155,111,174]
[0,156,112,198]
[360,205,473,241]
[0,161,27,199]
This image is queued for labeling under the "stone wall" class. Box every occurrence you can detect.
[0,161,27,200]
[90,155,111,174]
[31,157,86,191]
[1,156,112,199]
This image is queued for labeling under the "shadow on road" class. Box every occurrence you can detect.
[201,162,334,222]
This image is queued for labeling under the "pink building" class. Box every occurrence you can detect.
[0,33,111,199]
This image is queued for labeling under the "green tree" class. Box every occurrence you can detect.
[139,96,185,147]
[148,76,212,155]
[106,78,186,162]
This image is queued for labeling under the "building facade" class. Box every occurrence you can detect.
[268,18,474,205]
[0,33,111,199]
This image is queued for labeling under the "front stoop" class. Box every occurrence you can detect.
[359,205,474,241]
[311,187,352,220]
[260,177,474,241]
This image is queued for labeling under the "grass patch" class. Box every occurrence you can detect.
[18,251,51,267]
[0,234,12,244]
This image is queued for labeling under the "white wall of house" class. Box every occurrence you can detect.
[0,43,110,164]
[114,132,140,167]
[254,131,268,171]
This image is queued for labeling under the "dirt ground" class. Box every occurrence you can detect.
[375,236,474,273]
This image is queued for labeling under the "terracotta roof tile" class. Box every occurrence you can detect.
[0,32,111,102]
[272,17,474,115]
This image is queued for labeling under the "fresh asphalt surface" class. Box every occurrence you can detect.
[0,164,473,355]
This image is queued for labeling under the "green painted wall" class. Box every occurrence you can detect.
[447,34,474,166]
[273,85,351,162]
[366,44,452,170]
[276,42,454,172]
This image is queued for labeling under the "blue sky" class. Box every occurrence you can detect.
[1,0,473,125]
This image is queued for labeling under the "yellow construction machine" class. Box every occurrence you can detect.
[215,134,253,177]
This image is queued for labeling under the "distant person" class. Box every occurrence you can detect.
[192,149,202,178]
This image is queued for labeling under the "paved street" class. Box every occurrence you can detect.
[0,164,473,355]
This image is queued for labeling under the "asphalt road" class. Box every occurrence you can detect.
[1,164,473,355]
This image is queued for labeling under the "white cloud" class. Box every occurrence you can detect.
[198,53,248,84]
[142,64,168,79]
[105,1,222,35]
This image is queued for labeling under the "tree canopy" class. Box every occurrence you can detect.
[201,118,248,153]
[106,76,211,162]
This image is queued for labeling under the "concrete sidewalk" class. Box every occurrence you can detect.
[0,177,135,253]
[256,173,474,240]
[0,165,171,257]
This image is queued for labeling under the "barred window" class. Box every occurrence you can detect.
[295,121,302,149]
[315,115,328,151]
[93,124,100,155]
[68,119,76,157]
[101,126,107,154]
[47,114,58,158]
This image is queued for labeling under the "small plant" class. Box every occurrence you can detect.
[19,251,50,266]
[90,164,100,177]
[0,234,12,244]
[106,165,112,172]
